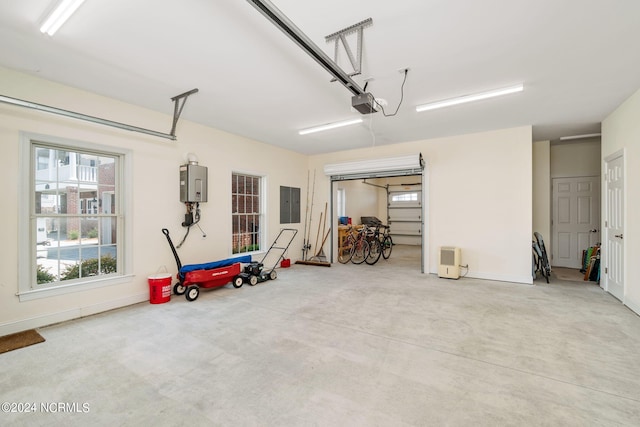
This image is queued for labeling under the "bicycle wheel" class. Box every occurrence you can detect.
[365,237,382,265]
[338,235,354,264]
[381,235,393,259]
[351,239,369,264]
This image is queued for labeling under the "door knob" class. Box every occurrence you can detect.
[589,229,599,233]
[615,234,624,239]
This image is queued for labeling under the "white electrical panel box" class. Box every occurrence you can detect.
[180,163,208,203]
[438,246,461,279]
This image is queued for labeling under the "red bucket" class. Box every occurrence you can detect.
[148,273,172,304]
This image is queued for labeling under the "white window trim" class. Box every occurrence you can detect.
[231,170,267,257]
[391,192,420,202]
[18,132,133,301]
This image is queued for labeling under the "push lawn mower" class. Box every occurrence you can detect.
[238,228,298,286]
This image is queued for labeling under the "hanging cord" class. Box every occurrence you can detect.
[176,202,205,248]
[459,264,470,278]
[373,69,409,117]
[176,226,191,249]
[367,110,377,147]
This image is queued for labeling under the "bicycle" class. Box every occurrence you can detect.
[364,224,393,264]
[350,225,370,264]
[365,225,382,265]
[378,224,393,260]
[338,225,358,264]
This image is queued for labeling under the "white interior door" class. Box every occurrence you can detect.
[551,176,600,268]
[604,154,624,300]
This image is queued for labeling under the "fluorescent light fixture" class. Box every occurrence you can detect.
[559,133,601,141]
[299,118,363,135]
[40,0,86,36]
[416,83,524,112]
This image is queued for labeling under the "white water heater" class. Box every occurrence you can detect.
[438,247,461,279]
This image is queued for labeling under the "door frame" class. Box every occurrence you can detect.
[550,176,601,268]
[602,149,625,300]
[324,154,428,273]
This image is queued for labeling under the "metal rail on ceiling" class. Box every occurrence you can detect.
[246,0,366,97]
[0,88,198,140]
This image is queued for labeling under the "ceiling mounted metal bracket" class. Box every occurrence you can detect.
[247,0,366,97]
[170,88,199,137]
[1,88,199,141]
[0,94,173,140]
[325,18,373,80]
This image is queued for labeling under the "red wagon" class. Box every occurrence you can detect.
[162,228,251,301]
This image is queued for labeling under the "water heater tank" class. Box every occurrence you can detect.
[180,163,208,203]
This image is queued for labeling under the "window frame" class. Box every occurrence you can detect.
[336,187,346,217]
[231,171,266,256]
[390,191,420,203]
[18,132,133,301]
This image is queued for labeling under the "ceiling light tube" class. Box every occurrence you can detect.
[40,0,86,36]
[299,118,363,135]
[559,133,601,141]
[416,84,524,112]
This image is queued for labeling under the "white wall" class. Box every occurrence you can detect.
[525,138,602,255]
[532,140,551,242]
[337,180,378,226]
[0,67,308,335]
[311,126,533,284]
[551,138,601,177]
[0,67,536,334]
[601,87,640,315]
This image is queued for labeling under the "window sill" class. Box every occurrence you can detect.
[17,274,135,302]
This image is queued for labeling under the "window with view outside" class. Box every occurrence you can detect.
[34,144,120,286]
[232,173,262,254]
[391,192,419,202]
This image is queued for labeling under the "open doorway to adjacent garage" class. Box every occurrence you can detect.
[323,154,426,272]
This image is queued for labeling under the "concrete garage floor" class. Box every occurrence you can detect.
[2,245,640,426]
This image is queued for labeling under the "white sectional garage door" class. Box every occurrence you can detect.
[388,183,422,245]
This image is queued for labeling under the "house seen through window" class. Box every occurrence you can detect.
[232,172,264,254]
[32,142,122,289]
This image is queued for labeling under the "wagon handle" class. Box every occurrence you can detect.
[162,228,183,271]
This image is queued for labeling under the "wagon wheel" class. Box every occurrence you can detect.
[173,282,186,295]
[248,275,258,286]
[269,269,277,280]
[185,285,199,301]
[232,276,244,288]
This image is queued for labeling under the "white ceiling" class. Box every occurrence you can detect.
[1,0,639,155]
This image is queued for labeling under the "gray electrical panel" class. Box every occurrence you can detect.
[180,163,208,203]
[280,186,301,224]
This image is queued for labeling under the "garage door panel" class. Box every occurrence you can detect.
[389,186,421,246]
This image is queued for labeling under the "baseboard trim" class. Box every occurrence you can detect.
[429,269,532,285]
[624,297,640,317]
[0,293,148,336]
